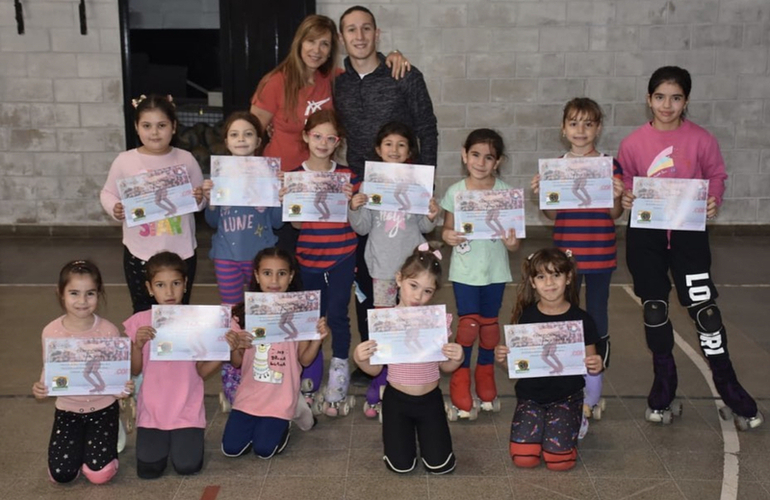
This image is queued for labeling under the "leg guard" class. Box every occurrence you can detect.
[688,300,727,359]
[510,442,541,468]
[450,367,473,412]
[648,352,678,410]
[583,372,603,408]
[456,314,481,369]
[543,448,577,471]
[366,367,388,406]
[324,357,350,403]
[643,300,674,354]
[82,459,118,485]
[474,363,497,403]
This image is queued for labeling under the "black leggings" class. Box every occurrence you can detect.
[48,402,119,483]
[381,385,455,474]
[124,246,197,313]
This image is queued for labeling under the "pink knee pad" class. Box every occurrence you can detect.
[82,459,118,484]
[543,449,577,471]
[510,442,541,468]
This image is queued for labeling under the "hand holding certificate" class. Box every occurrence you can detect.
[209,156,281,207]
[454,189,526,240]
[282,171,350,222]
[118,165,198,227]
[503,321,586,379]
[630,177,708,231]
[151,305,233,361]
[538,156,614,210]
[44,337,131,396]
[361,161,435,215]
[245,291,322,343]
[367,305,448,365]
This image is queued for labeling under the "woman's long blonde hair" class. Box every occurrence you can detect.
[254,15,338,119]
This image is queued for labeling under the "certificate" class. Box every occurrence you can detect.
[118,165,198,227]
[44,337,131,396]
[244,291,321,343]
[282,171,350,222]
[150,305,232,361]
[630,177,708,231]
[503,321,586,379]
[368,305,448,365]
[361,161,434,215]
[209,156,281,207]
[454,188,526,240]
[538,156,614,210]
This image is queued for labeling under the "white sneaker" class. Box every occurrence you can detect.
[578,415,589,440]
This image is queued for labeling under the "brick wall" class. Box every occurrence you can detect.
[0,1,768,227]
[0,0,123,226]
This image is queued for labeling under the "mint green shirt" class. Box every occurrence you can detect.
[440,178,513,286]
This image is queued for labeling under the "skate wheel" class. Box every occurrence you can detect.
[447,406,458,422]
[718,406,733,421]
[593,404,602,420]
[379,384,386,400]
[363,402,378,418]
[670,401,683,416]
[348,395,356,409]
[599,398,606,411]
[339,403,350,417]
[311,400,324,416]
[300,378,314,393]
[661,411,673,425]
[491,398,501,413]
[469,406,479,421]
[734,416,749,431]
[378,410,383,424]
[323,401,338,417]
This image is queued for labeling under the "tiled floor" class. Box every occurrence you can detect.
[1,234,769,500]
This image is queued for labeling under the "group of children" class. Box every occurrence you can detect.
[34,65,762,485]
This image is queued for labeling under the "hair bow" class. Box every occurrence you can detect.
[131,94,147,109]
[417,242,442,261]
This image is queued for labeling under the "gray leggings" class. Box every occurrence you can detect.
[136,427,204,479]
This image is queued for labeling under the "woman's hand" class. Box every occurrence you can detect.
[134,326,156,350]
[384,50,411,80]
[621,189,635,210]
[442,228,467,247]
[354,340,378,364]
[494,345,510,366]
[32,381,48,400]
[442,342,464,362]
[585,354,603,374]
[118,379,135,399]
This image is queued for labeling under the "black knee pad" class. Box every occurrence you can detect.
[689,301,727,358]
[643,300,668,327]
[137,458,167,479]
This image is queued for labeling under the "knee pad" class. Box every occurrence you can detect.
[643,300,668,327]
[543,448,577,471]
[137,457,166,479]
[478,317,500,350]
[690,301,727,357]
[383,455,416,474]
[422,452,456,475]
[456,315,481,347]
[510,442,541,468]
[82,459,118,485]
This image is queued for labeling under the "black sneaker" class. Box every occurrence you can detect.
[351,367,373,387]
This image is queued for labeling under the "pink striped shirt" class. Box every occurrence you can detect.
[388,362,440,386]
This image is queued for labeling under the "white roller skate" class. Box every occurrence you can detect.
[300,377,323,416]
[645,400,683,424]
[718,407,764,431]
[475,364,501,413]
[583,398,606,420]
[321,358,356,417]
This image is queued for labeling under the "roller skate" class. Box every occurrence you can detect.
[117,418,127,453]
[645,352,681,424]
[578,415,590,440]
[710,357,763,431]
[474,364,501,412]
[293,391,316,431]
[446,367,478,421]
[321,357,356,417]
[300,352,324,415]
[583,399,606,420]
[363,367,387,422]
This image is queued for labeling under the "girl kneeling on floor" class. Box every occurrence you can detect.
[354,244,464,474]
[495,248,603,471]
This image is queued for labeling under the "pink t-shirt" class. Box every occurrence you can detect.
[232,340,301,421]
[100,148,205,261]
[41,315,120,413]
[124,310,206,430]
[617,120,727,205]
[251,70,334,172]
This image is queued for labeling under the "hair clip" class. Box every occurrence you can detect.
[70,260,87,265]
[131,94,147,109]
[526,253,534,261]
[417,242,442,261]
[166,94,176,107]
[565,249,573,258]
